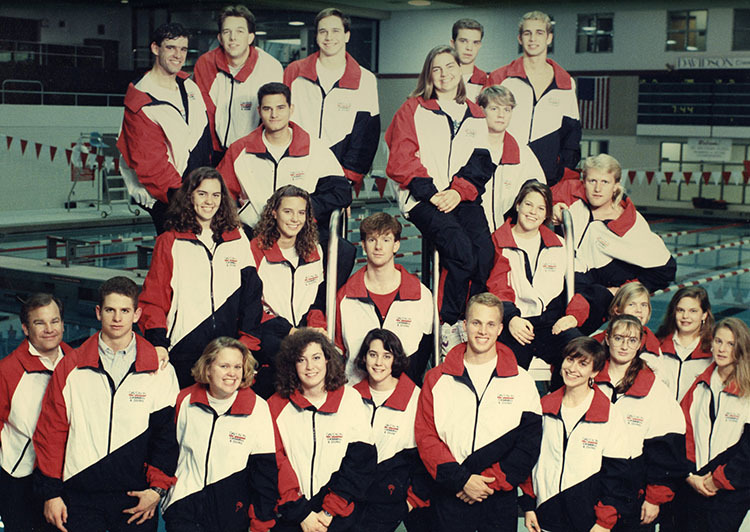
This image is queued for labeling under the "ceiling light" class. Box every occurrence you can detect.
[666,39,677,45]
[408,0,431,5]
[686,45,698,51]
[581,26,596,32]
[288,21,304,26]
[256,30,267,35]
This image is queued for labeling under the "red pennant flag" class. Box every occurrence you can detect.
[682,172,691,185]
[80,153,89,167]
[96,154,105,170]
[5,136,12,150]
[628,170,636,183]
[49,146,57,162]
[374,177,388,198]
[646,171,655,184]
[20,139,28,155]
[744,172,750,185]
[65,149,73,165]
[114,158,120,173]
[661,172,672,185]
[35,142,42,158]
[744,160,750,175]
[701,172,711,184]
[722,171,731,185]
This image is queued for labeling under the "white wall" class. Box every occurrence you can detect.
[379,2,742,74]
[0,105,124,211]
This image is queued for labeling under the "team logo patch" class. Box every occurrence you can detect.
[464,128,476,138]
[725,411,740,423]
[581,437,599,450]
[129,391,147,403]
[240,101,253,111]
[289,170,305,181]
[626,414,644,427]
[541,262,557,273]
[337,102,351,112]
[548,97,560,107]
[326,432,343,444]
[383,423,399,436]
[496,393,514,405]
[395,316,412,327]
[188,92,196,101]
[225,256,238,268]
[229,431,246,444]
[305,274,319,285]
[595,236,609,249]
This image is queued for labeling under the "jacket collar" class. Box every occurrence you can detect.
[241,121,311,157]
[468,65,488,85]
[251,237,321,264]
[499,131,520,165]
[189,384,258,415]
[492,219,562,249]
[694,362,741,396]
[173,227,243,243]
[15,339,72,373]
[661,334,712,361]
[295,52,362,89]
[343,264,421,301]
[76,332,159,373]
[506,56,573,90]
[417,96,486,119]
[289,385,346,413]
[353,373,416,412]
[441,342,519,378]
[595,360,656,398]
[124,71,190,113]
[541,385,611,423]
[215,45,260,82]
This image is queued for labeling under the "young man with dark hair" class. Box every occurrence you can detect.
[486,11,581,186]
[218,81,350,229]
[416,292,542,532]
[194,4,283,162]
[117,22,212,234]
[34,276,179,532]
[284,7,380,194]
[335,212,434,385]
[451,18,487,102]
[0,293,72,532]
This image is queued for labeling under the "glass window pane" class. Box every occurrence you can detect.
[692,10,708,30]
[662,142,682,161]
[731,144,746,161]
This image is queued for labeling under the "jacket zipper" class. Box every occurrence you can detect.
[558,417,583,492]
[200,242,217,331]
[9,439,32,475]
[204,412,219,487]
[289,263,297,326]
[222,78,235,149]
[470,376,493,452]
[317,84,327,138]
[310,411,318,496]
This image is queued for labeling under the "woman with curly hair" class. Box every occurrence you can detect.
[351,329,431,532]
[162,337,278,532]
[250,185,326,398]
[139,167,263,387]
[269,329,376,532]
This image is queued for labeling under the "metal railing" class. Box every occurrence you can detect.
[0,39,105,68]
[326,209,344,341]
[432,249,440,369]
[562,208,575,303]
[1,80,124,106]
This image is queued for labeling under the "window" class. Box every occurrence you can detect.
[576,13,613,53]
[581,139,609,159]
[666,10,707,52]
[733,9,750,51]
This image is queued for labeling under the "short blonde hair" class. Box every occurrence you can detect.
[583,153,624,204]
[192,337,257,389]
[608,281,650,321]
[477,85,516,109]
[519,11,553,35]
[466,292,504,322]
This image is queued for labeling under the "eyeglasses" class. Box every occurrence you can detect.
[610,334,640,348]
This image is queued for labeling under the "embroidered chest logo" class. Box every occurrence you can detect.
[128,391,147,403]
[225,256,238,268]
[496,394,514,405]
[395,316,412,328]
[725,411,741,423]
[240,101,253,111]
[581,437,599,450]
[541,262,557,273]
[288,170,305,181]
[326,432,343,444]
[463,128,476,138]
[188,92,196,101]
[595,236,609,249]
[337,102,351,112]
[304,274,319,286]
[547,96,560,107]
[625,414,644,427]
[383,423,399,436]
[229,431,246,445]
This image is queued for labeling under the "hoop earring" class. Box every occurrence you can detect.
[588,377,595,388]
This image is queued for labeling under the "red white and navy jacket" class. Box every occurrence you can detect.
[595,362,689,510]
[335,265,433,383]
[163,384,278,532]
[193,45,283,152]
[482,131,545,232]
[385,96,494,215]
[0,340,72,478]
[284,52,380,188]
[465,65,488,102]
[139,228,263,360]
[518,386,635,531]
[656,334,713,403]
[117,71,212,206]
[486,57,581,186]
[681,363,750,492]
[415,342,542,495]
[487,221,589,327]
[251,238,326,343]
[268,386,376,523]
[33,333,179,500]
[217,122,351,228]
[552,178,676,293]
[354,375,431,515]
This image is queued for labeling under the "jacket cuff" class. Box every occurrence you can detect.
[322,490,355,517]
[713,465,734,491]
[566,293,590,327]
[406,486,430,509]
[33,469,63,501]
[407,177,439,202]
[450,177,478,202]
[249,505,276,532]
[645,484,674,505]
[305,309,327,330]
[594,502,619,529]
[481,463,513,491]
[146,464,177,490]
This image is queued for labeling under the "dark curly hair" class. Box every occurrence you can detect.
[354,328,409,379]
[164,167,240,240]
[275,328,346,398]
[254,185,319,260]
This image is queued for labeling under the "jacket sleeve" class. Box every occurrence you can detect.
[485,244,521,323]
[558,79,582,178]
[711,424,750,491]
[248,402,280,532]
[145,364,179,490]
[238,261,264,352]
[192,54,222,153]
[139,233,175,349]
[385,100,437,202]
[215,144,244,200]
[321,397,377,517]
[518,475,537,512]
[449,147,494,202]
[118,108,183,204]
[415,371,472,493]
[596,411,637,529]
[310,149,352,220]
[340,75,380,184]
